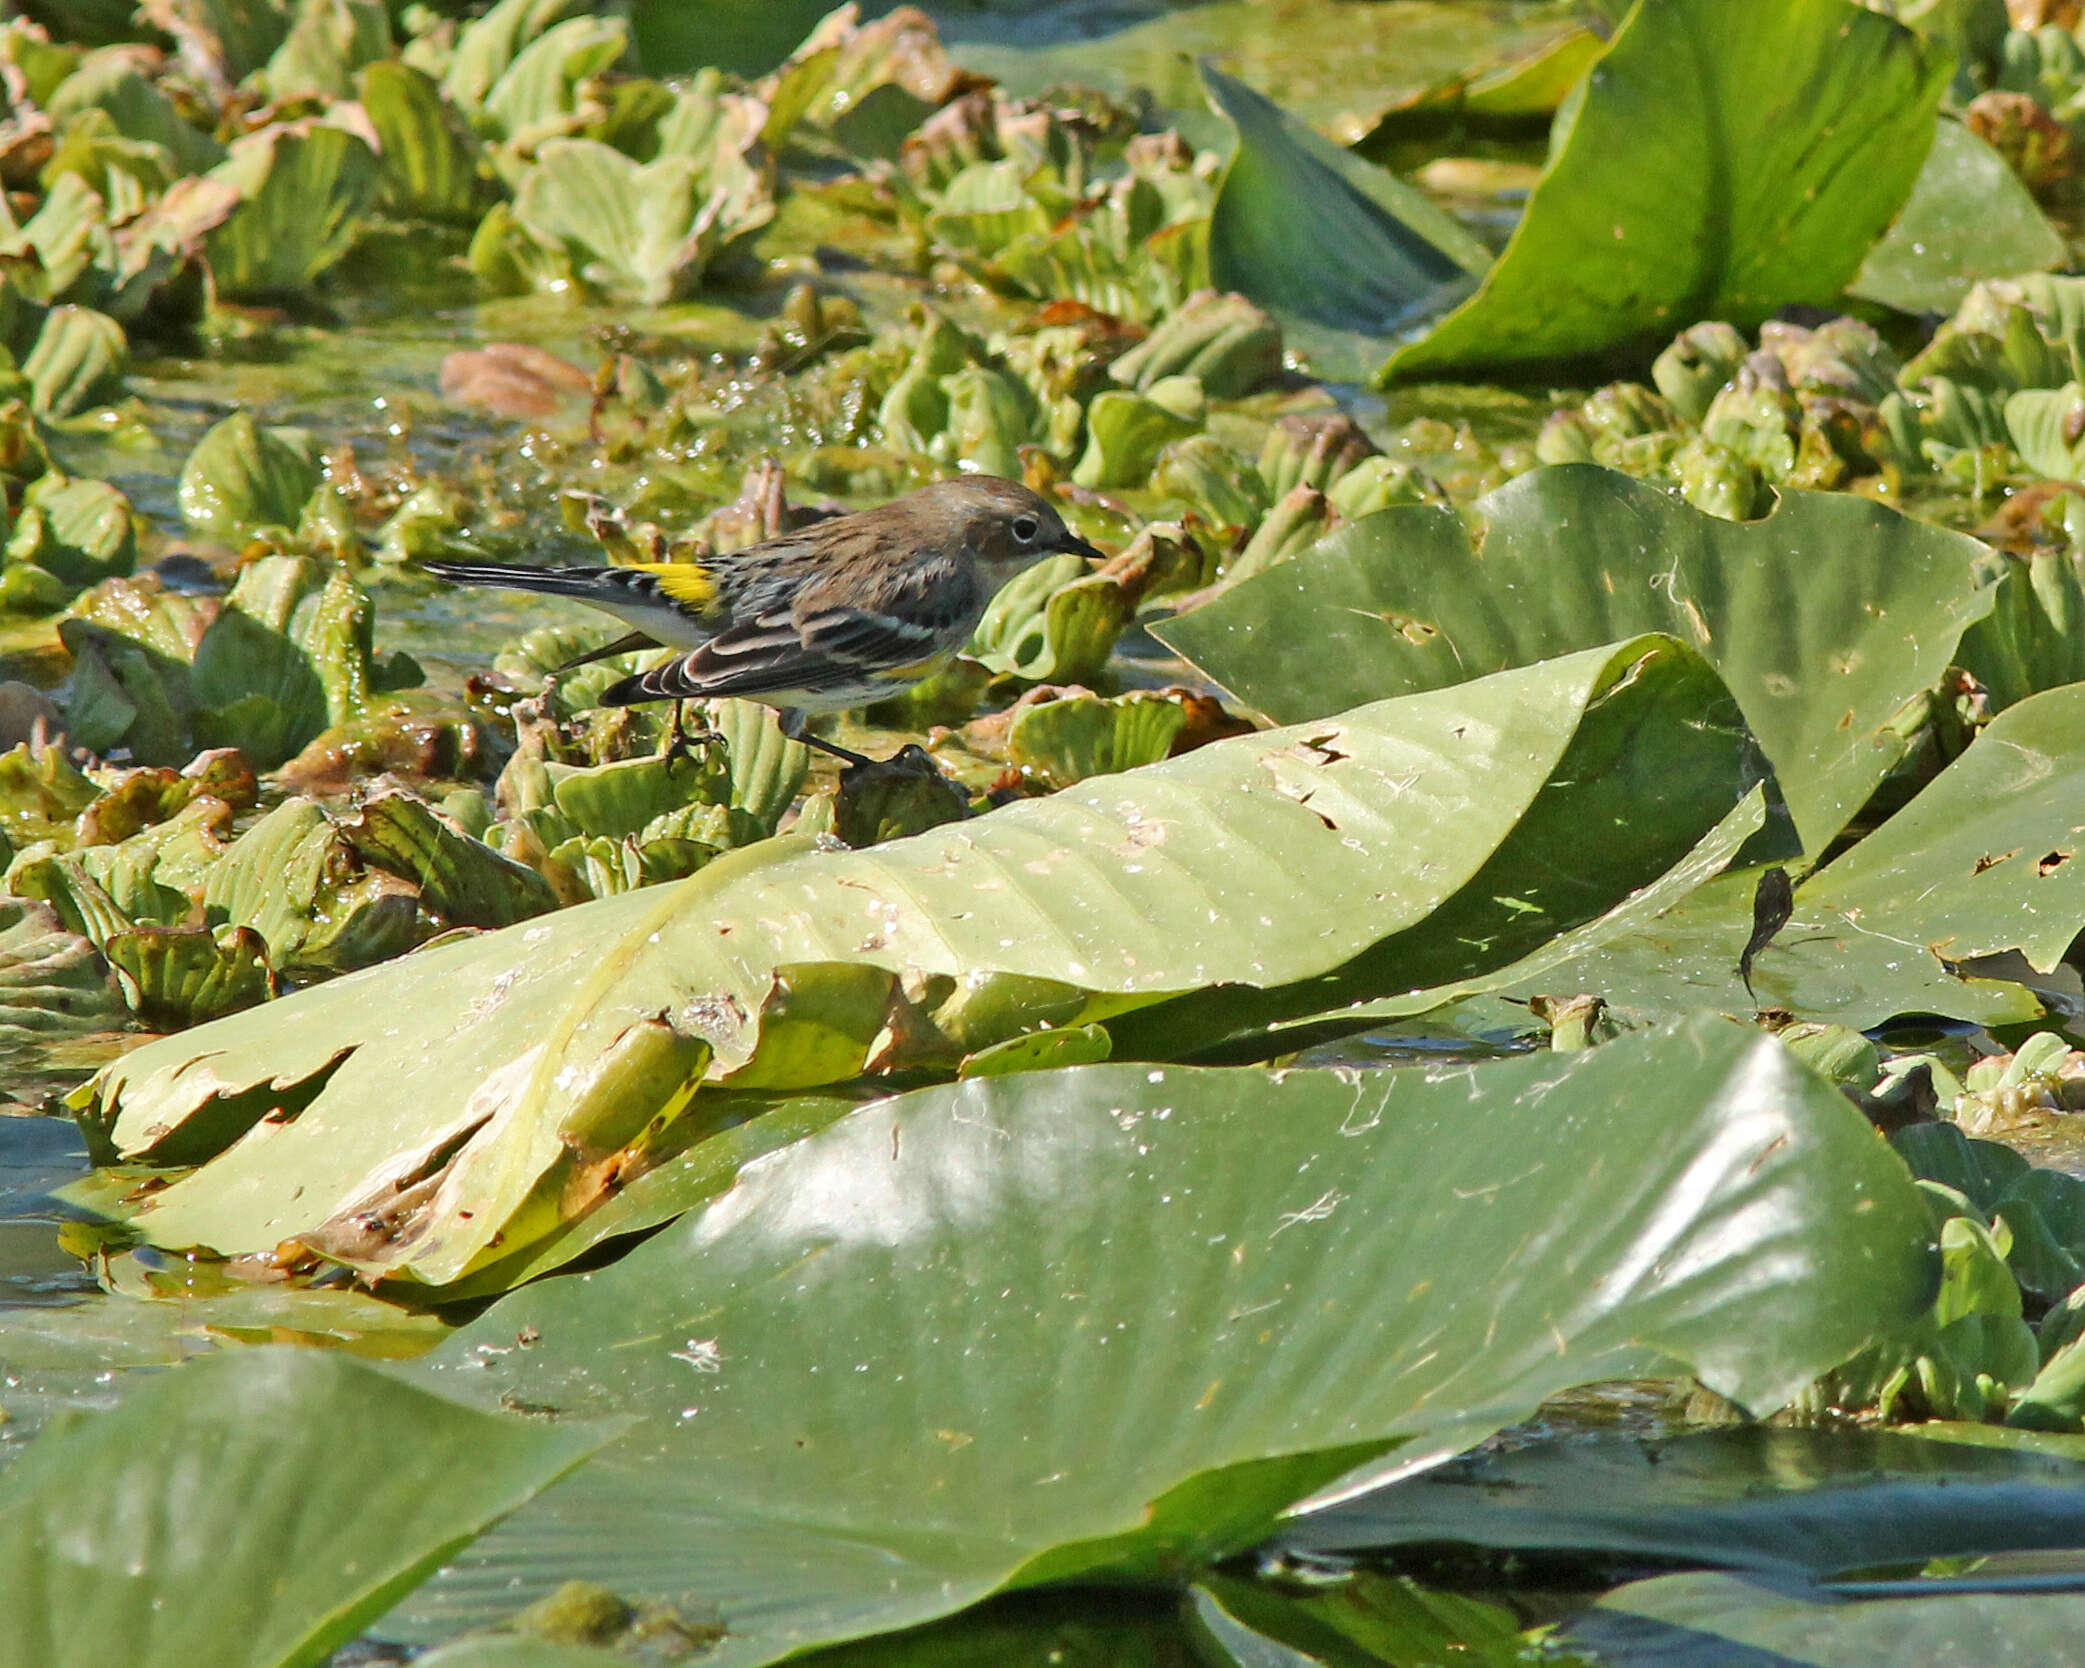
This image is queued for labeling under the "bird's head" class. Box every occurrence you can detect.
[918,475,1106,585]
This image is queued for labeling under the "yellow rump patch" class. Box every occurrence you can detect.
[631,561,721,614]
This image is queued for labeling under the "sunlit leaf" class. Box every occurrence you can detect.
[384,1017,1931,1663]
[19,304,127,419]
[342,789,558,929]
[442,0,590,113]
[200,121,382,299]
[137,0,292,88]
[4,472,135,590]
[1005,690,1189,787]
[1165,789,1768,1063]
[1429,682,2085,1032]
[256,0,391,102]
[1071,377,1205,490]
[358,59,485,223]
[507,136,772,304]
[76,638,1759,1287]
[0,898,124,1065]
[478,15,626,161]
[177,411,322,541]
[200,796,430,976]
[102,922,272,1025]
[45,45,225,175]
[1109,289,1282,400]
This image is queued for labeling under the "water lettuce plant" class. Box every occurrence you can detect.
[59,554,421,767]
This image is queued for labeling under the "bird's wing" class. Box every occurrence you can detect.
[600,603,953,705]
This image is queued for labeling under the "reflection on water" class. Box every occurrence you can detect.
[0,1115,93,1310]
[1289,1021,1534,1071]
[904,0,1570,129]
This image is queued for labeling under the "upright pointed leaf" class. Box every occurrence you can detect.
[1203,64,1485,348]
[1383,0,1950,380]
[1851,118,2065,316]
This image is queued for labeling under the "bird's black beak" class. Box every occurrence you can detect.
[1060,530,1108,563]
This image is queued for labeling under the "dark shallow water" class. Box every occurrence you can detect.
[0,1114,94,1310]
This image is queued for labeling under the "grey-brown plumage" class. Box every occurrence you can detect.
[425,475,1104,764]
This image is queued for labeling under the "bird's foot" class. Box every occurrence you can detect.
[833,745,969,845]
[839,743,945,784]
[659,708,725,772]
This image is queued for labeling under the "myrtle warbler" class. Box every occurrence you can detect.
[425,475,1104,766]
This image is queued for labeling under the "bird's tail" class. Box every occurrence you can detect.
[421,560,613,598]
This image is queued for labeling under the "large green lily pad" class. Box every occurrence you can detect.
[73,638,1760,1287]
[1120,789,1770,1065]
[1437,681,2085,1032]
[385,1017,1931,1663]
[1382,0,1950,380]
[1157,465,1995,855]
[0,1347,603,1668]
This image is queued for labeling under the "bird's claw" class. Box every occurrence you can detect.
[838,743,943,784]
[661,726,724,772]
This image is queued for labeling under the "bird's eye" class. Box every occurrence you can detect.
[1011,514,1041,543]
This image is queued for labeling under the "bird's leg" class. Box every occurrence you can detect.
[659,699,724,771]
[662,698,689,768]
[778,708,880,771]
